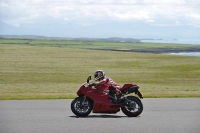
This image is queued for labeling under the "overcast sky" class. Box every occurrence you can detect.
[0,0,200,39]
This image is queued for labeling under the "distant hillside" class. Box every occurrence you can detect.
[0,35,140,43]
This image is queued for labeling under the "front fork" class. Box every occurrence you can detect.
[79,95,87,108]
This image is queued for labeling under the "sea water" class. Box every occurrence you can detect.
[141,39,200,57]
[169,52,200,57]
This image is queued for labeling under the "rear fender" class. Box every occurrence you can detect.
[137,90,143,99]
[122,86,143,99]
[121,86,139,94]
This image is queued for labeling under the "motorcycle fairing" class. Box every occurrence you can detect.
[77,86,120,113]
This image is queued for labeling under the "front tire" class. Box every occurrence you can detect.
[71,97,92,117]
[121,96,143,117]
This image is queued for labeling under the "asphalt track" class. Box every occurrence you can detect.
[0,98,200,133]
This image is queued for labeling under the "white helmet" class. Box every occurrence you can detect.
[94,70,105,81]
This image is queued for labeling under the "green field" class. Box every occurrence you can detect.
[1,38,200,51]
[0,39,200,99]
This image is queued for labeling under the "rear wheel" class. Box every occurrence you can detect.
[71,97,92,117]
[121,96,143,117]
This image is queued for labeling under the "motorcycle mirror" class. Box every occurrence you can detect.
[87,76,91,83]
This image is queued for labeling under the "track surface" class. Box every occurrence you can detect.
[0,98,200,133]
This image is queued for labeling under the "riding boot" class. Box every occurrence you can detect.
[116,91,125,102]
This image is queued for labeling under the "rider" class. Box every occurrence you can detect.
[93,70,123,100]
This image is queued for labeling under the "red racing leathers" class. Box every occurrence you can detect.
[95,76,121,97]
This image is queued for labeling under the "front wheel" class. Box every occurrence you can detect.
[71,97,92,117]
[121,96,143,117]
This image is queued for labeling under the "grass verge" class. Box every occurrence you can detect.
[0,40,200,99]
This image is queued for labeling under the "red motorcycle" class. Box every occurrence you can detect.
[71,76,143,117]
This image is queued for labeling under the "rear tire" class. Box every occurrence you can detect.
[121,96,143,117]
[71,97,92,117]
